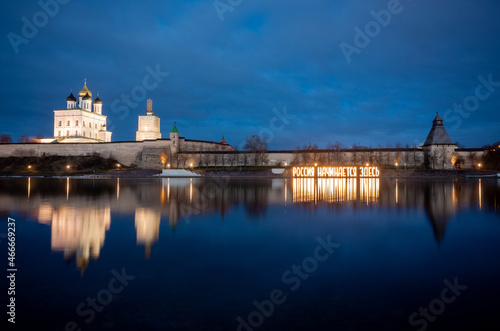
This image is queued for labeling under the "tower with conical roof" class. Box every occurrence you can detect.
[423,113,456,169]
[169,122,180,161]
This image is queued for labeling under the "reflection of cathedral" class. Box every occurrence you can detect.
[40,204,111,273]
[0,176,494,272]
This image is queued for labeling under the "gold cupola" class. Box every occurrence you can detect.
[78,79,92,98]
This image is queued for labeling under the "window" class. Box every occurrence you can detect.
[83,121,85,127]
[58,130,61,136]
[83,131,85,136]
[58,121,62,127]
[75,130,78,136]
[67,120,70,126]
[66,131,69,136]
[76,120,79,126]
[95,124,97,129]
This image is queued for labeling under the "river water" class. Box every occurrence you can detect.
[1,176,499,330]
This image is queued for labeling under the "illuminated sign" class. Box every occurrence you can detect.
[292,166,380,178]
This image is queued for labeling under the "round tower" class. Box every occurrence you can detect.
[93,94,103,114]
[170,122,179,155]
[66,91,77,109]
[78,79,92,108]
[82,93,92,111]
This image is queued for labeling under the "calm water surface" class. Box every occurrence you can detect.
[1,176,499,331]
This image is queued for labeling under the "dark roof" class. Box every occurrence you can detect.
[423,113,454,146]
[66,92,76,102]
[82,92,92,101]
[93,94,102,104]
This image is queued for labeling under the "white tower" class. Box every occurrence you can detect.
[66,91,76,109]
[93,94,102,114]
[82,93,92,111]
[78,79,92,109]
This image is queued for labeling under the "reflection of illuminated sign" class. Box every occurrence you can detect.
[292,166,379,178]
[293,177,380,203]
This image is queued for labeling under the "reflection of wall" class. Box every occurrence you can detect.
[0,177,498,250]
[43,205,111,273]
[135,208,161,258]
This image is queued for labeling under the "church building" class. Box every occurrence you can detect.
[44,80,112,143]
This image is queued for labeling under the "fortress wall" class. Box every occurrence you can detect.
[0,143,487,170]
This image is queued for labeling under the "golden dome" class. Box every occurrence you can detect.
[78,79,92,98]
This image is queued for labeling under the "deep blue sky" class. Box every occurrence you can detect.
[1,0,499,149]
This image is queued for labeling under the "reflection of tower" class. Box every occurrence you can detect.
[135,208,161,259]
[169,195,179,231]
[423,182,457,243]
[49,205,111,274]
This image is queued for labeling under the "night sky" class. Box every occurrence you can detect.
[1,0,499,149]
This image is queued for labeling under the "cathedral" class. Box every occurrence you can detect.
[44,80,112,143]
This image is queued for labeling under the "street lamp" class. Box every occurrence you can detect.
[27,165,31,169]
[66,165,71,169]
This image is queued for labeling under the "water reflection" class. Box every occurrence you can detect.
[38,203,111,273]
[0,176,498,271]
[135,208,160,259]
[292,178,380,204]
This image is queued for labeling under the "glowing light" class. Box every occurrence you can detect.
[314,163,318,166]
[167,163,171,168]
[28,165,32,169]
[116,163,121,168]
[284,162,288,166]
[292,166,379,178]
[395,163,398,167]
[478,163,482,168]
[190,163,193,168]
[366,163,369,166]
[66,165,71,169]
[66,177,69,200]
[116,178,120,201]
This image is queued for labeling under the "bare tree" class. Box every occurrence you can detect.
[333,141,344,164]
[376,144,383,165]
[0,134,12,143]
[244,135,268,166]
[18,134,29,143]
[467,151,476,169]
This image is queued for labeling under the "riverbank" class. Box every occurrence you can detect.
[47,168,500,178]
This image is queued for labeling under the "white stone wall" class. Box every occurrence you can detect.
[0,142,486,170]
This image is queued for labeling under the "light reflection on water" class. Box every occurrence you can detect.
[1,176,499,330]
[1,176,497,272]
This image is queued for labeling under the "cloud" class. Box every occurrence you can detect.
[0,0,499,148]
